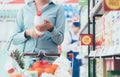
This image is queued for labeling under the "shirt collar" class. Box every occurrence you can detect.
[27,0,55,5]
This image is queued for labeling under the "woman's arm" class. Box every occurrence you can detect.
[12,8,28,45]
[49,5,65,45]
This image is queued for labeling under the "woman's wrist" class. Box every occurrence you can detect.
[25,29,30,38]
[48,27,54,32]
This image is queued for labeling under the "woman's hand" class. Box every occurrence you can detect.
[35,20,54,32]
[25,28,43,38]
[25,20,53,38]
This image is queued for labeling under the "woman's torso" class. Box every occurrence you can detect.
[21,1,60,53]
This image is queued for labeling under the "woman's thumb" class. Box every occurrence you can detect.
[44,20,49,23]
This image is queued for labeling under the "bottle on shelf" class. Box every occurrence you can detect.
[34,11,45,35]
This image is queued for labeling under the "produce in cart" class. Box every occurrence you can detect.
[26,52,72,77]
[27,60,58,77]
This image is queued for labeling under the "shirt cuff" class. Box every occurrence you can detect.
[49,27,57,37]
[48,27,54,32]
[22,31,29,41]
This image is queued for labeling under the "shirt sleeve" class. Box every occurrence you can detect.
[12,8,28,45]
[49,5,65,45]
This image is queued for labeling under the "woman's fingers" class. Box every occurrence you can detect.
[32,28,44,38]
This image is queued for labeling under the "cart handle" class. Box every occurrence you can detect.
[24,53,74,58]
[24,53,60,56]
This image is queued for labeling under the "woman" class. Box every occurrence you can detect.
[11,0,65,67]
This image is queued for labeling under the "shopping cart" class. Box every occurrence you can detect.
[6,38,75,77]
[24,52,74,77]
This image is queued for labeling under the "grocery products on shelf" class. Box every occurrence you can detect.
[89,11,120,57]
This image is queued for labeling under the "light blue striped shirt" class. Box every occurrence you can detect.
[12,1,65,54]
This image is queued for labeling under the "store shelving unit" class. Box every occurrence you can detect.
[80,0,102,34]
[79,1,103,76]
[86,1,103,77]
[84,0,120,77]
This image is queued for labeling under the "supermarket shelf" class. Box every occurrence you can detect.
[89,0,102,18]
[89,55,120,58]
[89,51,120,58]
[102,55,120,58]
[89,45,120,58]
[0,40,8,43]
[80,0,102,34]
